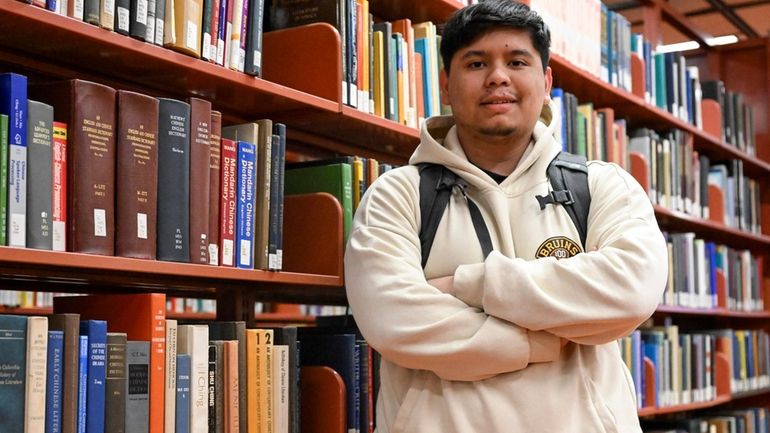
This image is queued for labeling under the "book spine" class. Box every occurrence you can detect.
[26,100,54,250]
[150,297,166,433]
[227,0,244,71]
[156,98,191,262]
[178,325,209,433]
[26,316,49,433]
[45,330,64,433]
[267,133,280,271]
[207,344,217,433]
[1,73,28,248]
[76,335,88,433]
[49,314,80,433]
[175,354,191,433]
[80,321,107,433]
[164,320,177,433]
[145,0,157,43]
[68,0,84,20]
[125,341,149,433]
[188,98,212,264]
[0,114,8,246]
[216,0,227,66]
[218,139,237,266]
[269,123,285,270]
[243,0,264,76]
[235,140,256,269]
[113,0,130,34]
[129,0,148,41]
[99,0,115,30]
[153,0,165,45]
[209,0,220,63]
[52,122,67,251]
[0,315,28,433]
[105,333,127,433]
[83,0,100,24]
[222,341,239,433]
[254,120,271,271]
[201,0,213,61]
[207,111,222,265]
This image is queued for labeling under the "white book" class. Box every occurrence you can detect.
[25,316,48,433]
[177,324,209,433]
[272,345,289,433]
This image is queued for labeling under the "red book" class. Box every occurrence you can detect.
[208,111,222,265]
[210,0,221,64]
[188,97,212,264]
[52,121,67,252]
[219,138,237,267]
[53,293,166,433]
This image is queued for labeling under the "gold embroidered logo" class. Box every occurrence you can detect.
[536,236,582,259]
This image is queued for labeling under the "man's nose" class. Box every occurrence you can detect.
[486,63,511,86]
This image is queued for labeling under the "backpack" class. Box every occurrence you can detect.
[417,152,591,268]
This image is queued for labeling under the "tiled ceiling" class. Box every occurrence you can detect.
[603,0,770,45]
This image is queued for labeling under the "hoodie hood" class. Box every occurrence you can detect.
[409,100,562,193]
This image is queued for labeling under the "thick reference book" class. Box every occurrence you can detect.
[49,313,80,433]
[125,341,150,433]
[208,111,222,265]
[29,79,117,255]
[45,330,64,433]
[218,138,237,267]
[175,354,191,433]
[26,100,54,250]
[235,140,257,269]
[105,332,127,433]
[188,97,212,264]
[1,72,28,248]
[52,122,67,251]
[114,0,130,35]
[0,315,27,433]
[115,90,159,259]
[156,98,191,262]
[53,293,166,433]
[79,320,107,433]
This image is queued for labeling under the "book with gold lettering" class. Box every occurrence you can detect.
[188,97,211,264]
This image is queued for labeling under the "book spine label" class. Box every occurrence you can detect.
[0,114,8,246]
[46,331,64,433]
[26,100,54,250]
[207,112,222,265]
[219,139,237,267]
[235,141,256,269]
[52,122,67,251]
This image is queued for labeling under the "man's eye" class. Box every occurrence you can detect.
[468,61,485,69]
[510,60,527,67]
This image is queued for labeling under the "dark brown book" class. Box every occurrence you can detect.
[188,97,211,264]
[115,90,159,259]
[29,80,117,255]
[49,313,81,433]
[105,332,127,433]
[208,111,222,265]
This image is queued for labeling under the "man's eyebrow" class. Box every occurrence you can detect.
[459,48,534,59]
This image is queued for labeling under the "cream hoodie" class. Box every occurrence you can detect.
[344,103,668,433]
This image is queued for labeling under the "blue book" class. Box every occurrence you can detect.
[235,140,257,269]
[550,88,566,150]
[0,315,28,433]
[0,72,27,247]
[707,242,717,307]
[414,38,433,118]
[80,321,107,433]
[46,330,65,433]
[77,335,89,433]
[176,354,191,433]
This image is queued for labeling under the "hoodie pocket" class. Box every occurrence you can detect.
[583,376,619,433]
[391,372,427,433]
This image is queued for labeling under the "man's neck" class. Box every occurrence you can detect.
[457,129,532,176]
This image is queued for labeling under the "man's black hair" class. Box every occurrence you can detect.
[440,0,551,73]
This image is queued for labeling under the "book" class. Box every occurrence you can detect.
[271,345,289,433]
[52,121,67,251]
[45,330,64,433]
[268,123,286,271]
[49,313,80,433]
[207,322,245,433]
[188,97,212,264]
[235,140,257,269]
[105,333,127,433]
[129,0,147,41]
[177,325,209,433]
[208,111,222,265]
[76,336,87,433]
[26,100,54,250]
[79,320,106,433]
[99,0,114,30]
[222,341,239,433]
[1,73,28,248]
[218,138,237,267]
[175,354,191,433]
[245,329,273,433]
[25,316,48,433]
[156,98,191,262]
[0,315,27,433]
[0,114,7,246]
[243,0,265,76]
[164,320,177,433]
[53,293,166,433]
[268,327,299,433]
[115,90,159,259]
[29,79,117,255]
[208,342,224,433]
[164,0,203,57]
[125,341,150,433]
[145,0,157,44]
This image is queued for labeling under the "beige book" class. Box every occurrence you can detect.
[165,320,178,433]
[271,345,289,433]
[178,325,210,433]
[25,316,48,433]
[164,0,203,57]
[223,341,240,433]
[100,0,115,30]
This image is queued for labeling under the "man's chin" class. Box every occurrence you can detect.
[478,126,517,137]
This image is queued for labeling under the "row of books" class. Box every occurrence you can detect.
[642,406,770,433]
[661,232,764,312]
[619,325,770,409]
[0,72,291,271]
[18,0,265,76]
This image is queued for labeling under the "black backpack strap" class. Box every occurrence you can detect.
[540,152,591,249]
[418,164,493,268]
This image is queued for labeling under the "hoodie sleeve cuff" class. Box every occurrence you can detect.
[452,263,486,308]
[527,330,560,363]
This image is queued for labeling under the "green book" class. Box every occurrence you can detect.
[576,111,587,159]
[284,163,353,243]
[654,52,667,111]
[0,114,8,246]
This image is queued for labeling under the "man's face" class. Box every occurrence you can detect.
[442,27,552,142]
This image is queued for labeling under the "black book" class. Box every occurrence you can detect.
[207,343,218,433]
[114,0,131,35]
[129,0,148,41]
[26,100,53,250]
[154,0,166,45]
[244,0,266,76]
[84,0,101,25]
[105,333,127,433]
[156,98,191,262]
[268,123,285,271]
[699,154,710,219]
[373,21,393,120]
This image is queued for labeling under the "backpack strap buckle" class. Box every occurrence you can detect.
[535,189,574,210]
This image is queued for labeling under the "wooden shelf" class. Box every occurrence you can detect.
[655,304,770,319]
[165,311,316,323]
[638,395,731,417]
[0,247,343,304]
[369,0,462,23]
[0,305,52,315]
[653,205,770,250]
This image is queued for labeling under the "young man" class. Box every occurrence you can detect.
[344,1,668,432]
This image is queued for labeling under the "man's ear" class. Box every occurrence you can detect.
[440,69,450,105]
[543,66,553,104]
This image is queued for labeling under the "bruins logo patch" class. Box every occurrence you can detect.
[536,236,582,259]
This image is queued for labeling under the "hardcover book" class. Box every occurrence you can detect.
[49,313,80,433]
[29,79,117,255]
[235,140,256,269]
[25,316,48,433]
[129,0,147,41]
[125,341,150,433]
[164,0,204,57]
[79,320,107,433]
[115,90,159,259]
[26,100,54,250]
[188,97,212,264]
[76,335,88,433]
[0,315,27,433]
[177,325,209,433]
[164,320,177,433]
[208,111,222,265]
[52,122,67,251]
[105,333,127,433]
[0,114,8,246]
[175,354,191,433]
[45,330,64,433]
[207,321,245,433]
[218,138,237,267]
[1,73,28,248]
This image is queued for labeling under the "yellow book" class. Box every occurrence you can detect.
[373,31,385,118]
[359,0,370,113]
[164,0,203,58]
[352,157,364,211]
